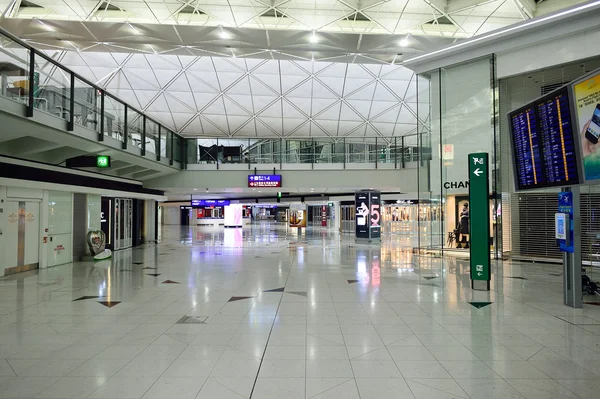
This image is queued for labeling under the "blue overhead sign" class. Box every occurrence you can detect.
[191,200,230,207]
[248,174,282,188]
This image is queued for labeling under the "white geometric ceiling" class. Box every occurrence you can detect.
[0,0,582,37]
[0,0,584,139]
[0,0,587,66]
[48,50,425,139]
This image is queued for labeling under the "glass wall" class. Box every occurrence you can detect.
[187,136,428,167]
[419,56,499,261]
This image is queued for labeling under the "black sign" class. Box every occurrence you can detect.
[443,181,469,190]
[355,192,369,238]
[101,197,111,246]
[355,191,381,239]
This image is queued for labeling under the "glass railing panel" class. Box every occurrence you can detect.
[166,130,173,160]
[103,94,125,142]
[73,77,100,132]
[34,57,71,120]
[0,34,30,106]
[313,140,335,163]
[173,135,183,163]
[145,119,159,155]
[347,143,367,163]
[127,107,143,149]
[160,128,168,158]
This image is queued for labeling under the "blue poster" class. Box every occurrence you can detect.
[558,192,574,253]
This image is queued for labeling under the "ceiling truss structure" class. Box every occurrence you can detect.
[37,49,427,140]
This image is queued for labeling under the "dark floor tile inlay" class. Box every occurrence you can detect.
[286,291,308,297]
[177,316,208,324]
[98,301,121,308]
[143,267,157,270]
[132,262,144,265]
[263,287,285,293]
[162,280,180,284]
[584,302,600,306]
[228,296,254,302]
[505,276,528,280]
[419,283,440,287]
[469,302,492,309]
[423,276,437,280]
[347,280,359,284]
[549,273,563,276]
[73,296,102,302]
[146,274,162,277]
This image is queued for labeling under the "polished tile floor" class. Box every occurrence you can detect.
[1,224,600,398]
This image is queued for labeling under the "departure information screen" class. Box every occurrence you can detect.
[537,89,579,186]
[510,105,544,190]
[509,87,580,190]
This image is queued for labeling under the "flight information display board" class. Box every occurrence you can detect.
[537,88,579,186]
[509,87,580,190]
[510,105,544,190]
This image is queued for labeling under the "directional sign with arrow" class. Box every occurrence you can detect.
[468,153,491,289]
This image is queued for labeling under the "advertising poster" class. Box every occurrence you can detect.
[574,71,600,181]
[289,210,306,227]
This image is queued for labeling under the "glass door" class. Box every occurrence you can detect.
[114,199,121,250]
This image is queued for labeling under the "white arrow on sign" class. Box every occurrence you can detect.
[477,272,482,276]
[473,168,483,177]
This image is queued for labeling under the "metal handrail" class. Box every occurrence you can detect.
[0,25,184,166]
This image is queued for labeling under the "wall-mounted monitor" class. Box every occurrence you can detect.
[509,86,581,190]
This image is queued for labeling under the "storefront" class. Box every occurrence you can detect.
[381,200,443,236]
[101,197,133,250]
[402,6,600,267]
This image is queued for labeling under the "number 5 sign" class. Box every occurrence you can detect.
[371,204,380,227]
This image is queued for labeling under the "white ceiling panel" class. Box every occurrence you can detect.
[32,47,435,139]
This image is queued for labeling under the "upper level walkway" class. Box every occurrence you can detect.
[0,26,429,180]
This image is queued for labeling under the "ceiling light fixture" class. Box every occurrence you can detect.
[37,19,54,31]
[127,23,139,35]
[399,34,410,47]
[309,30,318,43]
[218,26,229,39]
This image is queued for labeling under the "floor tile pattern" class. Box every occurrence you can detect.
[0,224,599,398]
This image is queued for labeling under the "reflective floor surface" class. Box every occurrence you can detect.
[1,223,600,398]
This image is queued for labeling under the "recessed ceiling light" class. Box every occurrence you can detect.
[193,189,197,191]
[309,31,318,43]
[218,27,230,39]
[399,35,410,47]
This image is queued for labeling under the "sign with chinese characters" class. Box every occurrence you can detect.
[248,174,282,188]
[468,153,491,284]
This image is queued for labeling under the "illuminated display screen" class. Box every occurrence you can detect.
[509,87,580,190]
[537,88,579,186]
[248,174,282,187]
[191,200,230,207]
[510,105,544,190]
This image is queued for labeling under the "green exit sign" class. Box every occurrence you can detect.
[96,156,111,168]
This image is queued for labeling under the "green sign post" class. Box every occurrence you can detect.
[468,152,490,290]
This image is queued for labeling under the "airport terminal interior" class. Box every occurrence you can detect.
[2,0,600,398]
